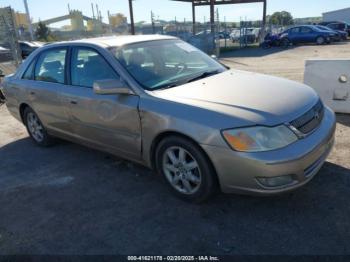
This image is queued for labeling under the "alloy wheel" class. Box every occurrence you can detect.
[162,146,202,195]
[317,37,325,45]
[27,112,44,142]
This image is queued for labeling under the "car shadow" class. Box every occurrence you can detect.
[220,45,297,59]
[220,41,349,59]
[0,137,350,254]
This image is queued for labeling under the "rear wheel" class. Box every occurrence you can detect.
[316,36,325,45]
[156,136,217,203]
[24,107,55,147]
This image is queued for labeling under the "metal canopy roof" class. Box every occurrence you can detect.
[127,0,267,41]
[170,0,267,46]
[172,0,264,6]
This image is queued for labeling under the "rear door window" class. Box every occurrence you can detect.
[34,48,67,84]
[300,27,312,33]
[290,27,300,34]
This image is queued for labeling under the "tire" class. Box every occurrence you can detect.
[155,136,218,203]
[23,107,55,147]
[261,42,271,49]
[316,36,325,45]
[281,38,290,48]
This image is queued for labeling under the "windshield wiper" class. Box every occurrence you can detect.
[153,82,181,90]
[185,70,220,83]
[152,70,221,90]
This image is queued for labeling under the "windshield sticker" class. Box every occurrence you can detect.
[176,43,197,53]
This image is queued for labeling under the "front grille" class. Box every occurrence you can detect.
[290,100,324,135]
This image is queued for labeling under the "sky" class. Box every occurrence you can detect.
[1,0,350,25]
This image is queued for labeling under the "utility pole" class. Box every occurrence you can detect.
[128,0,135,35]
[175,16,178,36]
[107,10,112,33]
[96,4,100,20]
[192,1,196,34]
[224,16,227,48]
[260,0,267,43]
[210,0,215,35]
[151,11,155,34]
[216,7,220,33]
[23,0,34,40]
[91,3,95,19]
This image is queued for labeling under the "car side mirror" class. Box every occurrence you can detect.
[0,69,4,77]
[211,55,218,60]
[93,79,134,95]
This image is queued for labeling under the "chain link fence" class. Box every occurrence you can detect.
[0,6,21,65]
[163,20,273,55]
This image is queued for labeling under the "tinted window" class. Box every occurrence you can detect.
[34,48,66,84]
[22,60,35,80]
[300,27,312,33]
[71,48,119,88]
[329,23,345,30]
[290,27,300,34]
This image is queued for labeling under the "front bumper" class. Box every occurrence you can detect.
[330,35,341,41]
[202,107,336,195]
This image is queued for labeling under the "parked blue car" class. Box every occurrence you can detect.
[315,25,348,41]
[319,21,350,37]
[280,25,336,46]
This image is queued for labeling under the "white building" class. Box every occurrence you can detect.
[323,7,350,23]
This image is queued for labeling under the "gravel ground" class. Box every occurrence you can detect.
[221,42,350,83]
[0,43,350,255]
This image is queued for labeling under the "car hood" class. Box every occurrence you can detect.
[150,70,319,127]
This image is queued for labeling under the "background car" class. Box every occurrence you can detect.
[19,41,44,59]
[0,45,12,62]
[229,29,240,42]
[315,25,346,41]
[319,21,350,37]
[230,28,259,43]
[217,31,230,39]
[280,25,335,46]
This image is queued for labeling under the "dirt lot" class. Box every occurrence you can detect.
[0,43,350,255]
[221,42,350,83]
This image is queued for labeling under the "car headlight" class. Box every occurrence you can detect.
[222,125,298,152]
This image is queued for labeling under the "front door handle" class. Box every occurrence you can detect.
[70,100,78,105]
[30,91,35,95]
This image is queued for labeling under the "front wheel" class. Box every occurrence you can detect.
[261,41,271,49]
[281,38,290,48]
[24,107,55,147]
[156,136,218,203]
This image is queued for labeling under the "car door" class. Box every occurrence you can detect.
[61,46,142,158]
[300,26,314,43]
[15,47,72,134]
[289,27,301,43]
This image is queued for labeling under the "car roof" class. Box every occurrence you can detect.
[55,34,177,48]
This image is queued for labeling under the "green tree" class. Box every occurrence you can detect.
[269,11,294,26]
[35,21,53,41]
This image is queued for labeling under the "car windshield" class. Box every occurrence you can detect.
[109,39,226,90]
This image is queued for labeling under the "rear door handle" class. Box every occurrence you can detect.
[30,91,35,95]
[70,100,78,105]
